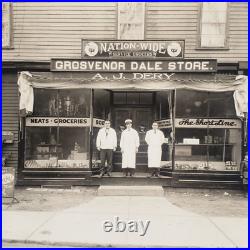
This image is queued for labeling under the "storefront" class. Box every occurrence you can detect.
[16,40,248,184]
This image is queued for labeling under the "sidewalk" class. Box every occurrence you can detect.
[2,191,248,248]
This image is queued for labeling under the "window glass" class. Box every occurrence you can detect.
[176,90,236,118]
[139,93,153,104]
[94,90,111,119]
[58,89,90,117]
[175,127,241,171]
[33,89,58,117]
[200,2,228,48]
[25,127,89,169]
[26,89,91,169]
[207,92,236,117]
[127,93,140,104]
[156,91,171,119]
[58,128,89,168]
[92,90,111,166]
[113,92,126,104]
[117,2,145,39]
[2,2,12,48]
[176,90,208,118]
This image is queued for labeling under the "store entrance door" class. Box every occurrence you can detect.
[112,107,153,172]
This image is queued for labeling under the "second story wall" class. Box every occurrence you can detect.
[2,2,248,64]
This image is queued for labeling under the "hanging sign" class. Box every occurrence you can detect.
[81,40,185,59]
[156,118,241,129]
[175,118,242,129]
[26,117,105,128]
[2,167,15,198]
[51,59,217,72]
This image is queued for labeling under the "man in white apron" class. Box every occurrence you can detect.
[145,122,165,177]
[120,119,140,177]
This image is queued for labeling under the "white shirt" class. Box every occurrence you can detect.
[96,127,117,150]
[145,129,165,147]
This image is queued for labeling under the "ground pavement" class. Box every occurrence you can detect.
[2,188,248,248]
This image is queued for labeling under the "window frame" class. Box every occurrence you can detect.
[117,2,146,40]
[196,2,230,50]
[2,2,13,49]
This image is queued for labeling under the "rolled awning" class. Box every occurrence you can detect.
[17,71,248,117]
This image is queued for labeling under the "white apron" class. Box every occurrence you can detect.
[145,129,165,168]
[120,128,140,169]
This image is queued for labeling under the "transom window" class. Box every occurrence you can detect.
[113,92,153,105]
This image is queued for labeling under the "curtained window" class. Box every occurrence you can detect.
[2,2,12,48]
[117,2,145,39]
[199,2,228,48]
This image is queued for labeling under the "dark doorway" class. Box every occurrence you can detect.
[112,107,153,172]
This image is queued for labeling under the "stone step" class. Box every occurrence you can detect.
[98,185,164,196]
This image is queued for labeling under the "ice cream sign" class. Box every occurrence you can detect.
[81,40,184,59]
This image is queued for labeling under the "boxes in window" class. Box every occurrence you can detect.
[36,146,49,154]
[183,138,200,144]
[36,154,49,160]
[68,150,87,160]
[208,161,225,171]
[175,146,192,156]
[49,157,58,167]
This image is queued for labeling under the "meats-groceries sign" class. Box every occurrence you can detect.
[26,117,105,128]
[51,59,217,72]
[81,40,185,59]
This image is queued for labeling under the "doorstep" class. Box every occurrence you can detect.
[98,185,164,196]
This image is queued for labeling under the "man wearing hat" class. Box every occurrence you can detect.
[120,119,140,177]
[96,120,117,177]
[145,122,165,177]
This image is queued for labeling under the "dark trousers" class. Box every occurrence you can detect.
[150,168,160,176]
[123,168,135,176]
[100,149,113,174]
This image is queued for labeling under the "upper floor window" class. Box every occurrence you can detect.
[2,2,12,48]
[117,2,145,39]
[199,2,228,48]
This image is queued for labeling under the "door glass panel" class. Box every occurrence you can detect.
[140,93,153,104]
[127,92,140,104]
[113,92,126,104]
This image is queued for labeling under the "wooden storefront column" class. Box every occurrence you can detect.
[89,89,94,171]
[171,90,176,171]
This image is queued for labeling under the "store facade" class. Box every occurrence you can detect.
[16,40,247,184]
[2,2,248,186]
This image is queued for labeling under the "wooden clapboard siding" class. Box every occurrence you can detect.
[2,72,19,171]
[2,2,247,63]
[145,2,247,63]
[2,2,117,62]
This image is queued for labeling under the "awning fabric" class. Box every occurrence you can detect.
[17,71,248,117]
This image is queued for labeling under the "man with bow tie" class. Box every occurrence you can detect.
[96,120,117,177]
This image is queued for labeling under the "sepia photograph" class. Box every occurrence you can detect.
[2,1,248,248]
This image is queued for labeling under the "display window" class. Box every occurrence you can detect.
[24,88,243,172]
[155,91,173,166]
[92,90,111,164]
[25,89,91,169]
[175,90,242,171]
